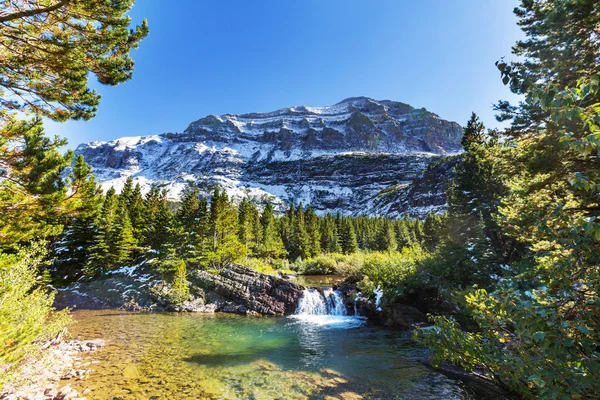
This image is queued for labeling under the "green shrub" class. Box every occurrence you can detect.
[296,255,338,275]
[0,242,70,384]
[167,260,189,306]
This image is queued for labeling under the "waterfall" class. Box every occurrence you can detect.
[291,288,365,328]
[323,288,347,316]
[295,288,347,316]
[295,288,329,315]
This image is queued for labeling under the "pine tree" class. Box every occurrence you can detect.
[145,190,174,258]
[238,198,258,255]
[0,1,148,122]
[118,176,134,210]
[53,155,102,283]
[258,203,286,259]
[304,207,322,257]
[90,187,117,273]
[208,188,244,267]
[127,183,146,242]
[0,118,72,248]
[175,186,206,263]
[111,211,137,266]
[339,218,358,255]
[395,220,413,249]
[376,219,398,252]
[422,213,445,250]
[320,215,341,254]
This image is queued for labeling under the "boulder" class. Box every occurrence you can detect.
[191,264,305,315]
[381,304,427,329]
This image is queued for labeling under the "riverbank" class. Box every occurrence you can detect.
[0,335,104,400]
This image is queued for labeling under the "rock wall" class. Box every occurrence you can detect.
[191,264,305,315]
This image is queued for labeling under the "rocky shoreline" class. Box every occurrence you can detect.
[1,337,104,400]
[54,264,430,329]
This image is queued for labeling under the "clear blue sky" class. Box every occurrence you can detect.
[47,0,523,148]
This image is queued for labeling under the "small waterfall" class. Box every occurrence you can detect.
[323,288,347,316]
[295,288,347,316]
[295,288,329,315]
[291,288,365,328]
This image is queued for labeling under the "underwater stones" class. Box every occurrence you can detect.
[192,264,305,315]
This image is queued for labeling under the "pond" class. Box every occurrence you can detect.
[292,275,344,287]
[65,310,490,399]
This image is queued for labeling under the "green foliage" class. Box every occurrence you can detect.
[0,242,70,370]
[417,3,600,399]
[169,260,190,305]
[339,218,359,254]
[53,155,102,283]
[376,220,398,252]
[294,246,428,301]
[207,188,245,268]
[0,0,148,121]
[0,118,72,248]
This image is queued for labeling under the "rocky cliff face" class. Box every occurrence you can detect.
[191,264,305,315]
[76,97,462,217]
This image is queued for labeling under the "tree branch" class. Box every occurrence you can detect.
[0,0,70,23]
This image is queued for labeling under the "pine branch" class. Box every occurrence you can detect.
[0,0,70,23]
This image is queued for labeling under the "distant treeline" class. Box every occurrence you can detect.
[53,171,444,284]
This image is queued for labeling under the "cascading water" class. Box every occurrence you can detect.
[295,288,329,315]
[291,288,365,328]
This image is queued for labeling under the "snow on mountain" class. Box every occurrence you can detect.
[75,97,462,218]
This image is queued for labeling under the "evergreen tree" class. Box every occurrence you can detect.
[0,0,148,121]
[304,207,322,257]
[0,118,72,248]
[208,189,244,267]
[175,186,207,263]
[127,183,146,242]
[145,190,174,258]
[258,203,286,259]
[422,213,445,251]
[320,216,341,254]
[90,187,117,272]
[53,155,102,283]
[339,218,358,254]
[238,198,258,255]
[118,176,134,210]
[376,219,398,252]
[111,211,137,266]
[395,220,413,249]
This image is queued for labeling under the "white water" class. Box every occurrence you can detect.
[374,286,384,311]
[291,288,366,328]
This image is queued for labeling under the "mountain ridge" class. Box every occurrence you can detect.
[76,97,462,218]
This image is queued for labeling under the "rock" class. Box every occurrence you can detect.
[190,303,219,313]
[220,302,248,314]
[381,304,427,329]
[191,264,305,315]
[55,385,77,400]
[177,297,205,312]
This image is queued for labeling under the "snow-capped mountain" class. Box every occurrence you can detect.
[76,97,462,217]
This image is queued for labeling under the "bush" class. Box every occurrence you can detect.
[0,243,70,384]
[295,255,338,275]
[168,260,189,305]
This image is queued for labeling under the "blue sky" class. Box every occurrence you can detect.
[47,0,523,148]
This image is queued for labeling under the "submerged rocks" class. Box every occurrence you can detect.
[191,264,305,315]
[0,339,103,400]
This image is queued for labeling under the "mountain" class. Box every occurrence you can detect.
[75,97,462,217]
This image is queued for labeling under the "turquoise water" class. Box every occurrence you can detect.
[65,310,488,399]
